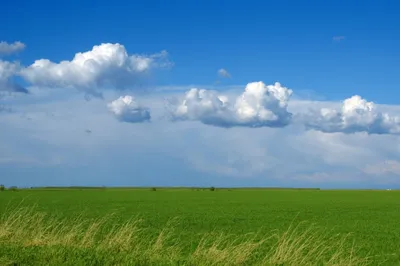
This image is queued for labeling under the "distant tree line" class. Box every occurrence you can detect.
[0,185,18,191]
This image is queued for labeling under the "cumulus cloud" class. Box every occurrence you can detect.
[303,95,400,135]
[0,41,25,56]
[107,95,150,123]
[167,81,293,128]
[218,68,231,78]
[21,43,171,96]
[0,60,28,93]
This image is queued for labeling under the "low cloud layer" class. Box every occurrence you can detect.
[0,41,25,56]
[0,104,12,113]
[363,160,400,176]
[20,43,171,96]
[303,95,400,135]
[107,95,151,123]
[2,89,400,187]
[167,81,293,128]
[218,68,231,78]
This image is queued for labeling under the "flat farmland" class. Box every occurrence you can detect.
[1,188,400,265]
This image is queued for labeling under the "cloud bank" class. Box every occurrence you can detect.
[363,160,400,176]
[107,95,151,123]
[3,88,400,188]
[303,95,400,135]
[0,41,25,56]
[167,81,293,128]
[21,43,171,96]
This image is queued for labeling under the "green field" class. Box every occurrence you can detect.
[1,188,400,265]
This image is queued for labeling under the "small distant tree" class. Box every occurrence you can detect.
[0,184,5,191]
[151,187,157,191]
[210,186,215,191]
[8,186,18,192]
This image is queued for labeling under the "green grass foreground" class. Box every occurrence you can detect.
[0,188,399,265]
[0,206,369,265]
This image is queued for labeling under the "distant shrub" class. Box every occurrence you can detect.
[0,184,4,191]
[8,186,18,192]
[210,186,216,191]
[151,187,157,191]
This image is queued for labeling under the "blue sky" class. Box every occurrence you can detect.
[2,0,400,102]
[1,0,400,188]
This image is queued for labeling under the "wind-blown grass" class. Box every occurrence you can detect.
[0,205,372,265]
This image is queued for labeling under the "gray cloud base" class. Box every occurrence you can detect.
[0,41,25,56]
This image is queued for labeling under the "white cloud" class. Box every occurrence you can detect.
[20,43,171,96]
[0,60,27,93]
[0,41,25,56]
[302,95,400,135]
[107,95,150,123]
[218,68,231,78]
[167,81,293,128]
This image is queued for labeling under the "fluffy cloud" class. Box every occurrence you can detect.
[0,60,27,93]
[167,81,293,128]
[303,95,400,135]
[0,41,25,56]
[21,43,171,95]
[107,95,150,123]
[218,68,231,78]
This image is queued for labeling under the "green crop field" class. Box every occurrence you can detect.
[1,188,400,265]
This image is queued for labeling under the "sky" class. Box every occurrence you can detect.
[1,0,400,188]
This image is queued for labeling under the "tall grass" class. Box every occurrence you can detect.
[0,206,372,265]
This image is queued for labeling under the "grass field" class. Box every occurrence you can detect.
[0,188,400,265]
